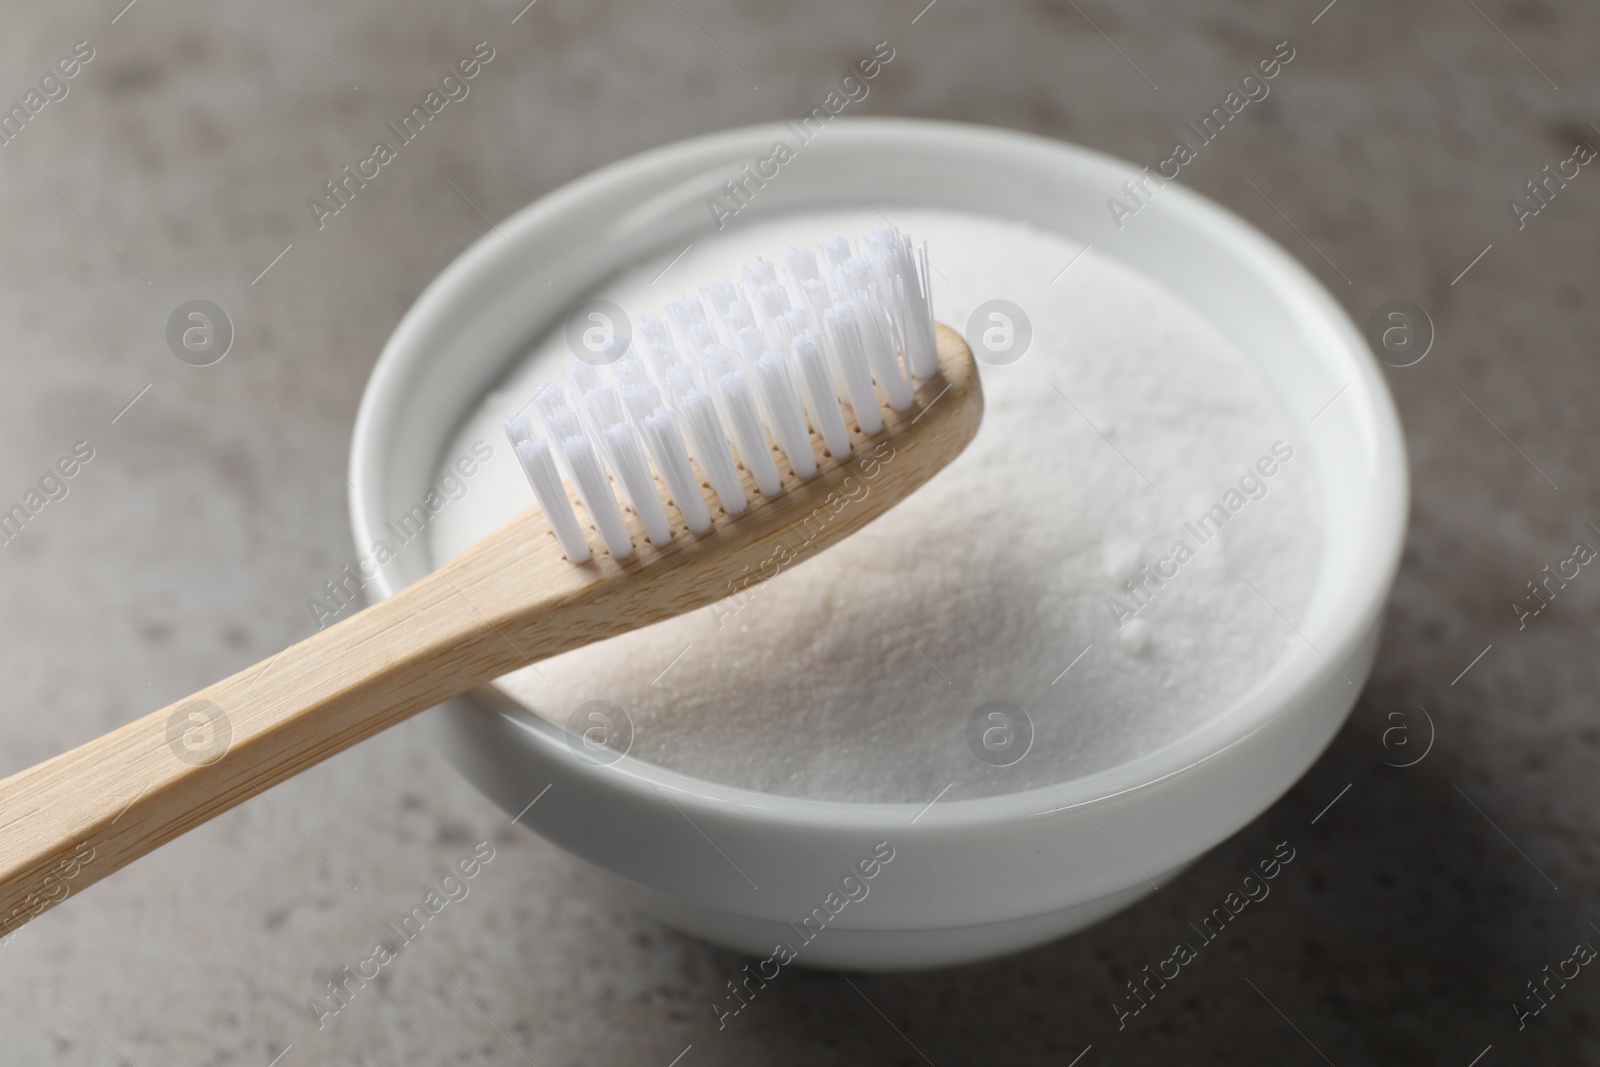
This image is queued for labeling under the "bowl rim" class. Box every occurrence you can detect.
[349,116,1409,831]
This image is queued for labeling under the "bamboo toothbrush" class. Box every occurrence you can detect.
[0,228,982,937]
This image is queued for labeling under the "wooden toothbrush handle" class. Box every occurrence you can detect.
[0,322,986,938]
[0,522,567,941]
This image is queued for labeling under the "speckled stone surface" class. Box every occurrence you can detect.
[0,0,1596,1063]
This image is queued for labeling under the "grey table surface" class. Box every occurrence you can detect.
[0,0,1596,1063]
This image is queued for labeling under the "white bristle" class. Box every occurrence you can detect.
[831,258,873,304]
[723,300,756,341]
[503,228,941,565]
[544,406,580,445]
[856,284,914,412]
[717,371,782,497]
[662,363,696,404]
[822,303,885,436]
[641,341,682,385]
[756,284,790,322]
[701,279,739,321]
[665,296,705,330]
[620,382,660,424]
[536,404,581,474]
[610,357,647,389]
[685,322,717,360]
[604,423,673,547]
[571,414,605,461]
[701,343,740,384]
[504,413,534,446]
[829,261,915,412]
[767,307,810,358]
[665,297,707,357]
[756,351,817,479]
[799,277,832,335]
[509,413,590,561]
[532,384,568,422]
[564,435,633,559]
[639,315,671,350]
[899,265,939,380]
[819,234,852,271]
[575,389,622,467]
[792,331,852,458]
[868,230,938,379]
[565,361,601,399]
[734,326,766,367]
[782,246,821,291]
[699,342,743,462]
[583,387,626,433]
[513,437,590,564]
[741,258,778,293]
[642,408,712,534]
[682,389,747,516]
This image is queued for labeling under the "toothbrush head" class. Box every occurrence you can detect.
[505,228,980,571]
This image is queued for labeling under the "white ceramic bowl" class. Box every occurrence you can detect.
[349,119,1407,971]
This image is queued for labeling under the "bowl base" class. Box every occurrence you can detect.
[621,867,1190,971]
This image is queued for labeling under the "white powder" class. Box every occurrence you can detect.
[429,209,1322,803]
